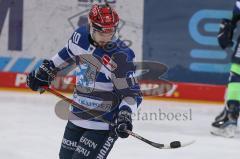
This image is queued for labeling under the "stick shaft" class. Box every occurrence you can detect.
[42,87,192,149]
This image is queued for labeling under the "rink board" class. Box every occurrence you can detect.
[0,72,226,102]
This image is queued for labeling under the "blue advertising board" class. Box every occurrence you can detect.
[143,0,236,85]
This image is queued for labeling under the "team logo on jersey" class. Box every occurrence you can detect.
[75,61,97,93]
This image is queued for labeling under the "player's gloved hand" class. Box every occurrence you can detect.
[115,106,132,138]
[27,59,57,91]
[218,18,236,49]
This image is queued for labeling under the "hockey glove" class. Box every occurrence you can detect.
[218,19,235,49]
[115,106,133,138]
[27,59,57,91]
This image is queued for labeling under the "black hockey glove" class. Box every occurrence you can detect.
[27,59,57,91]
[115,106,133,138]
[218,18,235,49]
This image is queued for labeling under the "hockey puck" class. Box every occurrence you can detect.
[170,141,181,148]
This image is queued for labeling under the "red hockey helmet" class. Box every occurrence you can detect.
[88,4,119,33]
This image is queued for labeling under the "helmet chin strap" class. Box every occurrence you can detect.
[112,29,119,42]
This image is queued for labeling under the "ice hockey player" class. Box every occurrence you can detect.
[211,0,240,138]
[26,3,142,158]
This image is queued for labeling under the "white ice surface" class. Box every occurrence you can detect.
[0,91,239,159]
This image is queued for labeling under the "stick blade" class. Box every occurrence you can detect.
[161,140,196,149]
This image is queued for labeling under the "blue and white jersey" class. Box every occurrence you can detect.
[51,25,142,130]
[234,0,240,14]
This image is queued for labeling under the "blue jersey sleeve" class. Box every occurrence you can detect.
[51,26,90,69]
[234,0,240,14]
[231,0,240,26]
[110,48,142,113]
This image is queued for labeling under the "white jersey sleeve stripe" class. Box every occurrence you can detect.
[119,97,137,114]
[236,1,240,10]
[51,53,67,68]
[68,39,89,56]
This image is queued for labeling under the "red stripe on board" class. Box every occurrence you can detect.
[0,72,226,102]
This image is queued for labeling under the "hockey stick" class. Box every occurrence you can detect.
[41,86,195,149]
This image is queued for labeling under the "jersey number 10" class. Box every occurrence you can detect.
[73,32,81,44]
